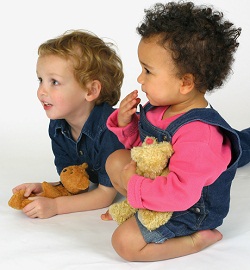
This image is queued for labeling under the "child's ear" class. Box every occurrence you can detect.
[180,73,195,94]
[85,80,101,101]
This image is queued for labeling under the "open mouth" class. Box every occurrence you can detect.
[42,101,52,109]
[43,102,52,106]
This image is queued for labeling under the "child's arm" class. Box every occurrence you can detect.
[12,181,61,197]
[56,185,117,214]
[127,122,232,212]
[117,90,141,127]
[22,184,117,219]
[107,90,141,148]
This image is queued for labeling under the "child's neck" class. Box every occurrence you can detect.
[70,124,85,142]
[163,96,208,119]
[67,104,94,142]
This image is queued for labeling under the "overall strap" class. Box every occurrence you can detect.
[139,104,171,142]
[142,102,154,113]
[139,104,242,165]
[166,107,242,165]
[166,107,233,135]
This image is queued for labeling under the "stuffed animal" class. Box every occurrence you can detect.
[8,163,90,210]
[108,136,174,231]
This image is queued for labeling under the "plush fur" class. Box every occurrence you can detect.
[109,136,174,231]
[8,163,89,210]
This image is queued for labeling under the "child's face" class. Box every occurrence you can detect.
[36,54,89,122]
[137,36,184,107]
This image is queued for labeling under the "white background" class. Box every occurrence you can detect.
[0,1,250,269]
[1,0,249,182]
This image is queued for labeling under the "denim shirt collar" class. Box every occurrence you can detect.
[52,103,112,141]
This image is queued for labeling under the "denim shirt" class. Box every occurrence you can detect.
[49,102,124,187]
[138,103,250,236]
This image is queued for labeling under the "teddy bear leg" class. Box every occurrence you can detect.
[108,199,138,225]
[8,190,26,210]
[21,198,34,209]
[138,209,173,231]
[8,190,34,210]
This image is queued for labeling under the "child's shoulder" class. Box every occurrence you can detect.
[94,102,117,119]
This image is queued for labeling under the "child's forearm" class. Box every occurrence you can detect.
[55,185,117,215]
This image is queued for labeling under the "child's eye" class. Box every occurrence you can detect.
[145,68,150,74]
[52,79,59,86]
[37,77,42,84]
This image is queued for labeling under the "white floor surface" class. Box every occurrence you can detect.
[0,157,249,270]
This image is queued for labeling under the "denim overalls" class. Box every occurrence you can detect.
[136,103,250,243]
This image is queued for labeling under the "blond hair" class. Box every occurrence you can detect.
[38,30,124,106]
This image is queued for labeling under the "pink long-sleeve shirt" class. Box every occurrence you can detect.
[107,106,231,212]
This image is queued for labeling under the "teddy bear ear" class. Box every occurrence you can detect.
[81,163,88,170]
[167,144,174,157]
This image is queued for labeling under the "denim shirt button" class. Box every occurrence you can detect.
[195,207,201,213]
[79,150,83,155]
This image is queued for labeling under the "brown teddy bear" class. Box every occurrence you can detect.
[108,136,174,231]
[8,163,90,210]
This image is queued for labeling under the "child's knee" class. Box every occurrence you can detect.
[106,149,131,180]
[106,150,123,172]
[112,231,128,259]
[110,209,146,261]
[111,238,136,261]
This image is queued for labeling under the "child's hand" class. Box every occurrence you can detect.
[12,183,43,197]
[118,90,141,127]
[120,160,137,196]
[22,197,58,219]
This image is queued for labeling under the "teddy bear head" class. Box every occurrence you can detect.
[60,163,89,194]
[131,136,174,179]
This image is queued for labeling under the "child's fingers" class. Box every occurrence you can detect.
[134,97,141,108]
[118,90,140,127]
[23,184,40,197]
[12,186,27,195]
[120,93,140,115]
[120,90,138,108]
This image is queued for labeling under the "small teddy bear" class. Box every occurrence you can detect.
[108,136,174,231]
[8,163,90,210]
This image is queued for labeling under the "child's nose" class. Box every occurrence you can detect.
[37,85,48,97]
[137,73,143,84]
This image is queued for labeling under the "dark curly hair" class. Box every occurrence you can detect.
[137,1,241,91]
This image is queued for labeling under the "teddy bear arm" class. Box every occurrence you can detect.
[41,182,71,198]
[160,167,170,176]
[55,184,72,196]
[109,199,138,225]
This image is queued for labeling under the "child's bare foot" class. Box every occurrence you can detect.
[190,229,223,252]
[101,210,113,221]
